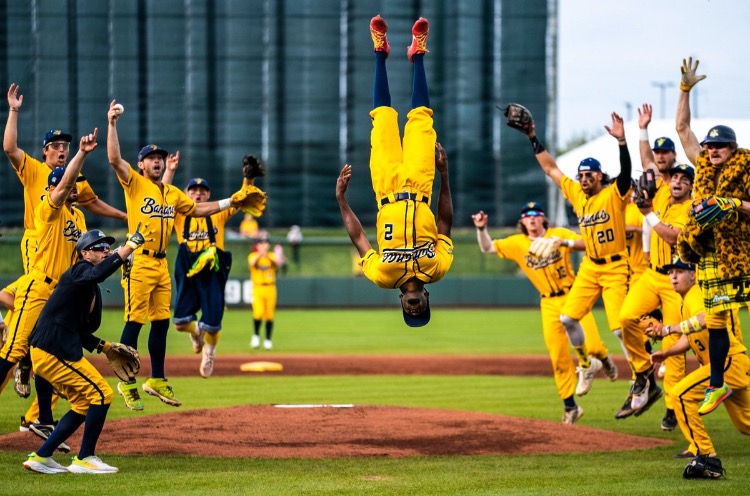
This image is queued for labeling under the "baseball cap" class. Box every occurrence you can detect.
[652,137,675,152]
[662,254,695,272]
[403,298,431,328]
[521,202,545,218]
[47,167,87,187]
[42,130,73,147]
[700,125,737,146]
[186,177,210,191]
[577,157,602,173]
[668,163,695,182]
[138,144,169,162]
[75,229,116,255]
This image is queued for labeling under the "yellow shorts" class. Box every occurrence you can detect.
[30,347,113,415]
[0,274,53,362]
[561,257,630,331]
[252,285,277,321]
[121,256,172,323]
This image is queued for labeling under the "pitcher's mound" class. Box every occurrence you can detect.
[1,405,670,458]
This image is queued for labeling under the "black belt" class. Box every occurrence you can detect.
[142,249,167,259]
[590,254,622,265]
[650,264,669,275]
[542,287,571,299]
[380,192,429,206]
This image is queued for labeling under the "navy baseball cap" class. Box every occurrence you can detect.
[521,202,545,217]
[186,177,210,191]
[42,130,73,147]
[652,137,675,152]
[663,254,695,272]
[47,167,86,187]
[700,125,737,146]
[668,163,695,182]
[138,144,169,162]
[577,158,602,173]
[403,299,431,328]
[75,229,116,255]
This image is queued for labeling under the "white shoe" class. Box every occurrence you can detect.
[23,452,68,474]
[263,339,273,350]
[250,334,260,349]
[67,455,119,474]
[630,372,651,410]
[575,358,602,396]
[200,347,215,378]
[189,327,205,354]
[562,405,584,425]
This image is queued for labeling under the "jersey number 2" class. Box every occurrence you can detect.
[384,223,393,241]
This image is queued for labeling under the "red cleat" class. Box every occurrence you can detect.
[407,17,429,63]
[370,15,390,58]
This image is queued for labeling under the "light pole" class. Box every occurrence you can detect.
[651,81,675,119]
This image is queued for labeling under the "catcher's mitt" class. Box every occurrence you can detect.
[689,196,740,229]
[242,154,266,180]
[683,455,725,479]
[500,103,534,134]
[528,236,562,259]
[103,342,141,382]
[187,245,219,277]
[639,313,663,339]
[633,170,657,208]
[231,183,267,218]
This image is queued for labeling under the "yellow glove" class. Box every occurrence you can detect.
[230,184,267,218]
[680,57,706,92]
[187,246,218,277]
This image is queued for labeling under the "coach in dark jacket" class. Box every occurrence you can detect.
[23,227,147,474]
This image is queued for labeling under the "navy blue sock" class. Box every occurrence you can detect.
[148,319,170,379]
[120,321,143,349]
[35,376,55,424]
[79,403,110,459]
[0,358,13,386]
[266,321,274,341]
[563,395,576,409]
[411,54,429,109]
[708,328,729,387]
[36,409,85,458]
[373,51,391,108]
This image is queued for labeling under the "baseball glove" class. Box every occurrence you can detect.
[186,245,219,277]
[501,103,534,134]
[103,342,140,382]
[639,313,663,339]
[689,196,741,229]
[230,183,267,217]
[528,236,562,259]
[633,170,657,208]
[683,455,725,479]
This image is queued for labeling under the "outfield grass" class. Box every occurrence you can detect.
[1,308,748,495]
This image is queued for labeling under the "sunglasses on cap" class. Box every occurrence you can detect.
[85,243,110,252]
[522,210,544,218]
[704,142,729,150]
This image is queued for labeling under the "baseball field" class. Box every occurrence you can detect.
[1,307,748,495]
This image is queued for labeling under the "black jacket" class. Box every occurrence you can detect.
[29,253,124,361]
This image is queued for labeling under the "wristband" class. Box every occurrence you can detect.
[9,107,19,112]
[218,198,232,211]
[689,316,702,333]
[639,129,649,141]
[680,82,692,92]
[96,339,108,353]
[645,212,660,227]
[530,136,545,155]
[679,320,691,335]
[563,239,574,248]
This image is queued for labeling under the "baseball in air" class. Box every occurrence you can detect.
[113,103,124,115]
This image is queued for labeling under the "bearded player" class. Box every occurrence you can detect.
[336,15,453,327]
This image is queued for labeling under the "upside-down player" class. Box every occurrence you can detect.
[472,203,615,424]
[336,15,453,327]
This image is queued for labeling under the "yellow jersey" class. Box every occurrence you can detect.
[248,252,278,285]
[492,227,581,296]
[625,202,646,272]
[560,176,628,258]
[31,194,86,282]
[174,208,235,252]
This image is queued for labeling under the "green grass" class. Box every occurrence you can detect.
[1,308,748,495]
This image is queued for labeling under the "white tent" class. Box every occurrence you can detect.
[547,118,750,225]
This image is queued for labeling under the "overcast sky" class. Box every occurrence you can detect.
[557,0,750,148]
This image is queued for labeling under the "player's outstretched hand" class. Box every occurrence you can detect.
[78,128,98,154]
[108,100,123,124]
[435,142,448,174]
[471,210,488,230]
[166,151,180,172]
[680,57,706,92]
[637,103,653,129]
[125,222,153,251]
[604,112,625,141]
[501,103,535,135]
[336,164,352,199]
[7,83,23,110]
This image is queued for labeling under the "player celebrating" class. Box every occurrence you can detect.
[648,256,748,479]
[23,227,147,474]
[249,235,279,350]
[504,104,631,396]
[336,15,453,327]
[107,101,245,409]
[675,57,750,415]
[472,203,616,424]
